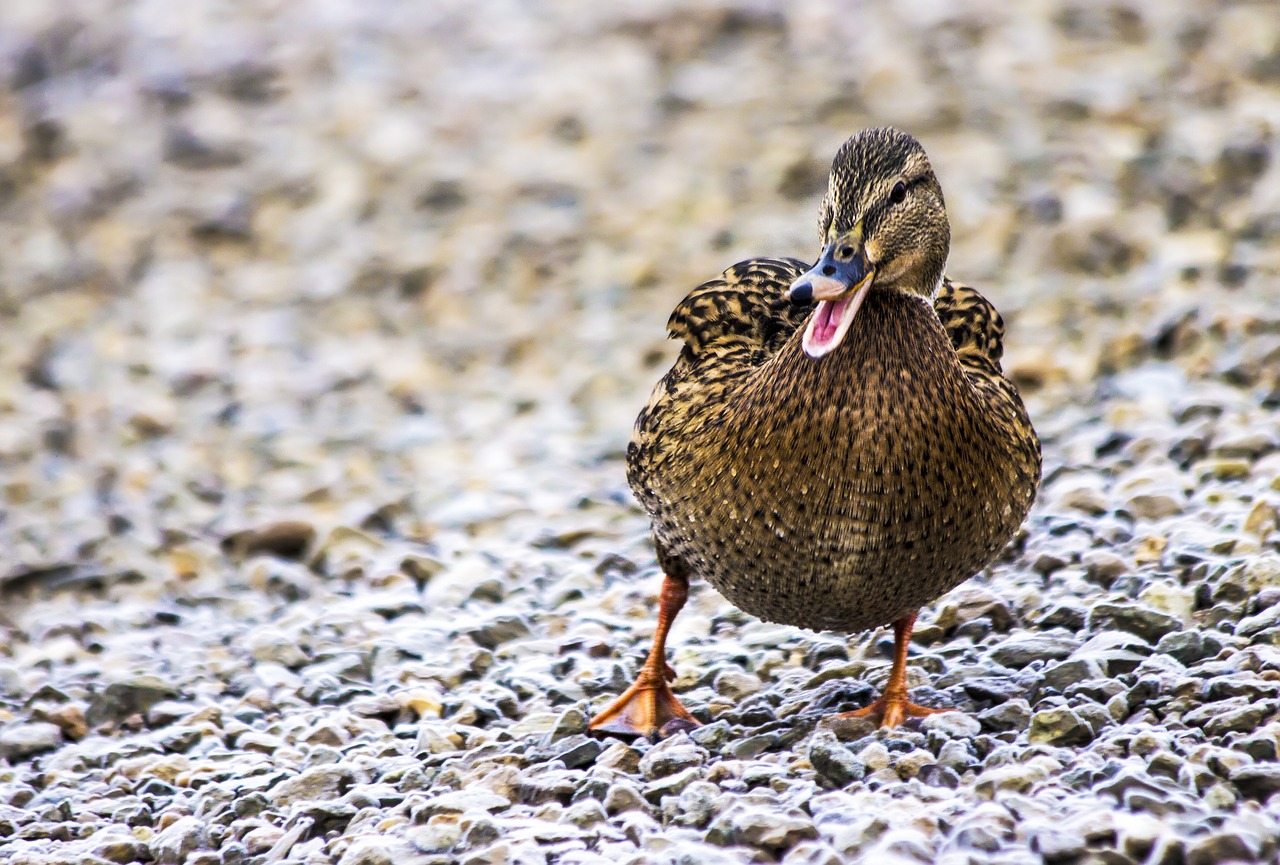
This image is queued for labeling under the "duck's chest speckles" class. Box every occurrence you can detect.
[640,290,1033,632]
[740,299,971,486]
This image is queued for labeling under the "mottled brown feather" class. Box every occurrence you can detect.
[628,259,1041,634]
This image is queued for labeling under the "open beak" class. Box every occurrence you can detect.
[787,239,875,359]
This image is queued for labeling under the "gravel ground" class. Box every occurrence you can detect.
[2,1,1280,864]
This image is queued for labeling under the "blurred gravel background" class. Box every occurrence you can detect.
[1,1,1280,864]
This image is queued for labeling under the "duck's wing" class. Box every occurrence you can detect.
[666,257,811,364]
[629,257,811,516]
[933,277,1008,377]
[934,276,1042,478]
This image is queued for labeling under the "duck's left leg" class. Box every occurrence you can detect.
[588,570,700,738]
[840,611,949,728]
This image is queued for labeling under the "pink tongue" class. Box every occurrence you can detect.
[811,298,849,348]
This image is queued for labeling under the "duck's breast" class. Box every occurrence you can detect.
[647,289,1037,633]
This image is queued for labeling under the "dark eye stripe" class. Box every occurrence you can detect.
[853,174,927,237]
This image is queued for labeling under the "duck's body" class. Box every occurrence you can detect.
[590,128,1041,738]
[631,267,1040,634]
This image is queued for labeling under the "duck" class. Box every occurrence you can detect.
[590,127,1042,738]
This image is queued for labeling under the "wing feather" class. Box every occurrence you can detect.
[666,257,811,361]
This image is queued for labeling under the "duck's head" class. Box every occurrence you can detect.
[788,127,950,359]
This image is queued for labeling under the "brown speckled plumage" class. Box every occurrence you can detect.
[592,128,1041,737]
[627,129,1041,635]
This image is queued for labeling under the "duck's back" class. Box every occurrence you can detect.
[628,261,1041,633]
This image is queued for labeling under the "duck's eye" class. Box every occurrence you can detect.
[890,181,907,205]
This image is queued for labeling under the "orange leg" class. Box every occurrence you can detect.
[589,572,700,738]
[839,611,948,728]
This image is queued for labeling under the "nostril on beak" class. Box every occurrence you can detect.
[822,265,836,276]
[789,282,813,306]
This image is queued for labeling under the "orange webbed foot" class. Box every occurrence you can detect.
[839,690,949,729]
[588,671,699,738]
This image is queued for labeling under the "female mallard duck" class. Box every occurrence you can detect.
[591,127,1042,737]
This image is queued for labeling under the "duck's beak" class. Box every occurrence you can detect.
[787,236,875,359]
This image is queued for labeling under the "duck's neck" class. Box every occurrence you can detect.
[708,287,965,472]
[774,288,949,385]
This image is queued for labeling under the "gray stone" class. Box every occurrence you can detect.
[1028,707,1094,746]
[782,841,844,865]
[408,821,461,853]
[1088,603,1182,643]
[93,831,150,864]
[638,732,706,779]
[457,812,500,852]
[296,800,358,832]
[974,764,1043,796]
[1073,630,1154,675]
[920,711,981,738]
[1213,429,1276,459]
[1065,676,1125,704]
[1034,825,1088,863]
[417,790,510,817]
[87,676,181,726]
[989,632,1079,668]
[151,815,207,864]
[733,807,819,850]
[337,837,397,865]
[808,731,865,787]
[1204,672,1277,702]
[603,781,648,815]
[1205,703,1272,736]
[1230,764,1280,800]
[689,720,733,750]
[548,706,588,741]
[1237,604,1280,637]
[514,768,578,804]
[1035,601,1087,630]
[595,741,642,773]
[714,668,762,700]
[1074,702,1114,735]
[269,764,360,806]
[1083,551,1129,586]
[643,765,703,801]
[978,699,1032,732]
[724,732,777,760]
[0,664,23,698]
[1155,631,1215,665]
[960,675,1025,702]
[0,722,63,760]
[552,734,603,768]
[467,615,532,649]
[935,586,1015,631]
[232,792,270,819]
[1125,492,1184,521]
[663,779,720,828]
[937,740,977,774]
[563,798,607,827]
[1186,831,1261,865]
[1235,736,1278,762]
[1241,555,1280,592]
[918,764,961,788]
[1042,657,1106,691]
[1095,768,1175,803]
